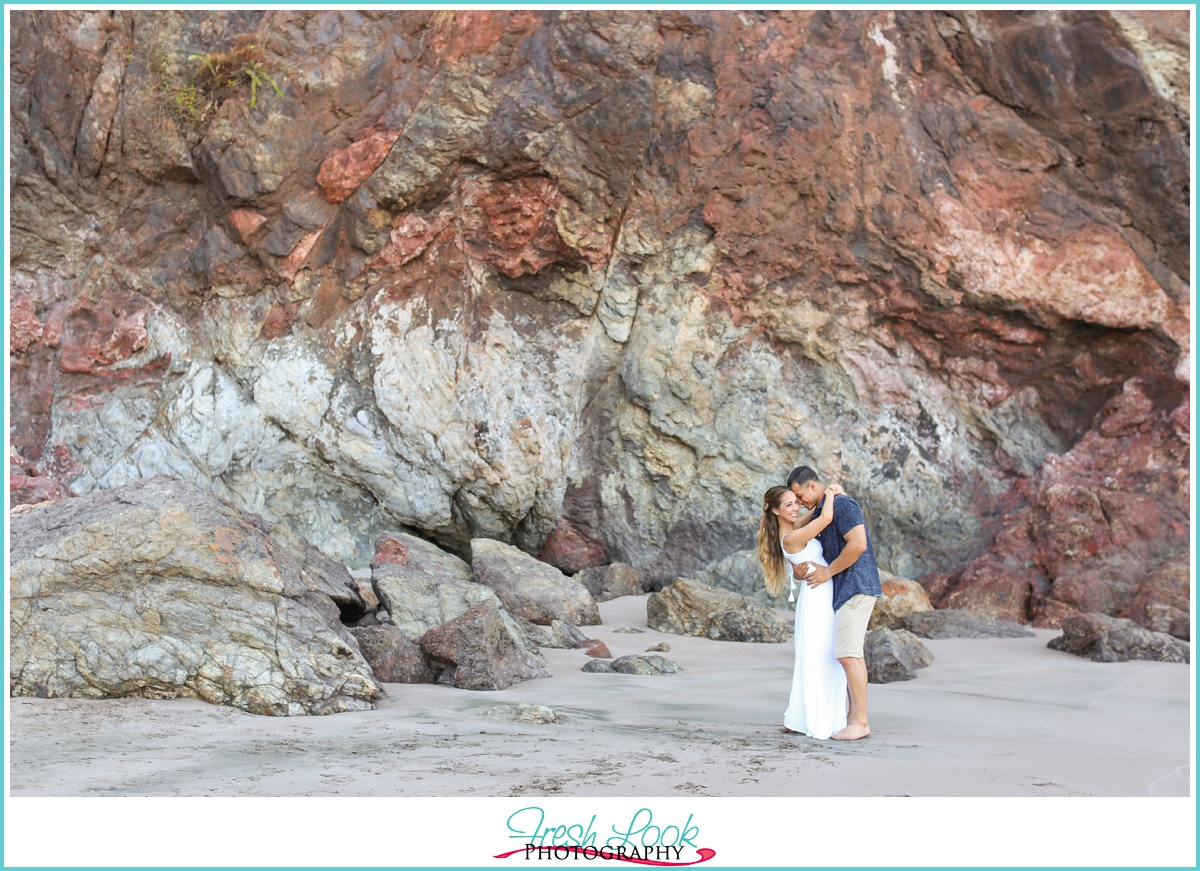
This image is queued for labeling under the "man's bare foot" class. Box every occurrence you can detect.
[832,723,870,741]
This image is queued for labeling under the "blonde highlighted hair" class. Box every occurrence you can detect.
[755,485,790,598]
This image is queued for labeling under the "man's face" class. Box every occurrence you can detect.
[790,480,821,510]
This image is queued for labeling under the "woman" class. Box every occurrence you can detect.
[756,484,848,740]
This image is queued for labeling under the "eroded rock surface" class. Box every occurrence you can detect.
[9,476,381,715]
[9,11,1189,635]
[646,578,791,642]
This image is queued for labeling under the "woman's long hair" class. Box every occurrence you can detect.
[756,485,790,598]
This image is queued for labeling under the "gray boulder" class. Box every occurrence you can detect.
[611,655,683,675]
[575,563,644,602]
[647,578,791,642]
[523,619,588,649]
[1048,613,1190,663]
[1168,616,1190,641]
[350,626,435,683]
[371,560,544,667]
[691,550,785,608]
[581,659,615,673]
[269,523,368,622]
[372,561,494,639]
[864,628,935,683]
[471,538,600,626]
[901,609,1035,639]
[372,531,472,582]
[8,476,381,716]
[416,600,551,690]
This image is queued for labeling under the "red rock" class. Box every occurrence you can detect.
[916,572,958,610]
[58,294,150,375]
[1169,400,1189,442]
[9,451,75,507]
[317,128,401,205]
[945,560,1032,626]
[229,208,267,243]
[372,212,453,270]
[1098,378,1155,438]
[951,409,1188,627]
[583,642,612,659]
[538,517,607,575]
[373,534,409,567]
[460,175,566,277]
[1122,557,1189,633]
[10,297,44,355]
[259,304,295,340]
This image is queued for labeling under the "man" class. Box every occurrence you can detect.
[787,465,881,741]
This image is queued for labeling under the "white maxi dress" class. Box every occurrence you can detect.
[781,538,848,739]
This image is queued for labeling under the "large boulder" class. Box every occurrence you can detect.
[8,476,382,716]
[350,625,435,683]
[646,578,791,643]
[901,609,1035,639]
[470,538,600,626]
[868,573,933,630]
[371,562,545,667]
[691,550,785,608]
[575,563,644,602]
[1048,613,1190,663]
[416,600,551,690]
[270,523,368,622]
[864,628,934,683]
[372,532,472,583]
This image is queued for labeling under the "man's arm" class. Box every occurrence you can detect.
[804,524,867,587]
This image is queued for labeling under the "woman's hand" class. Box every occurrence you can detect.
[820,483,843,517]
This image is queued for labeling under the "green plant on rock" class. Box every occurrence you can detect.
[187,42,285,111]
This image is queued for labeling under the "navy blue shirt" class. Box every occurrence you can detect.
[815,494,882,612]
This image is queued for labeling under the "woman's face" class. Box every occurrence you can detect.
[774,490,800,525]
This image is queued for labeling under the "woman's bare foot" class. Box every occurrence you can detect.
[780,726,800,734]
[832,723,870,741]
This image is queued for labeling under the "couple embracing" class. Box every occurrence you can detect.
[756,466,882,741]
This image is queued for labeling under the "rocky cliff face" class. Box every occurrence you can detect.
[9,11,1189,626]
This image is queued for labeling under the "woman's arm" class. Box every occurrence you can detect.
[782,484,842,553]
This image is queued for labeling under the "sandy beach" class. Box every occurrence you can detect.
[7,595,1190,798]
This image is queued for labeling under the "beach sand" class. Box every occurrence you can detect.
[7,595,1190,797]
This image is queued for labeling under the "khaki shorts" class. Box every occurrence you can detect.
[834,594,876,659]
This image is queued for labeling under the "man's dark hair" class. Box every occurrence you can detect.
[786,465,820,488]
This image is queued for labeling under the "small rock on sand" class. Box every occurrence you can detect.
[611,655,683,675]
[486,703,564,724]
[864,628,934,683]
